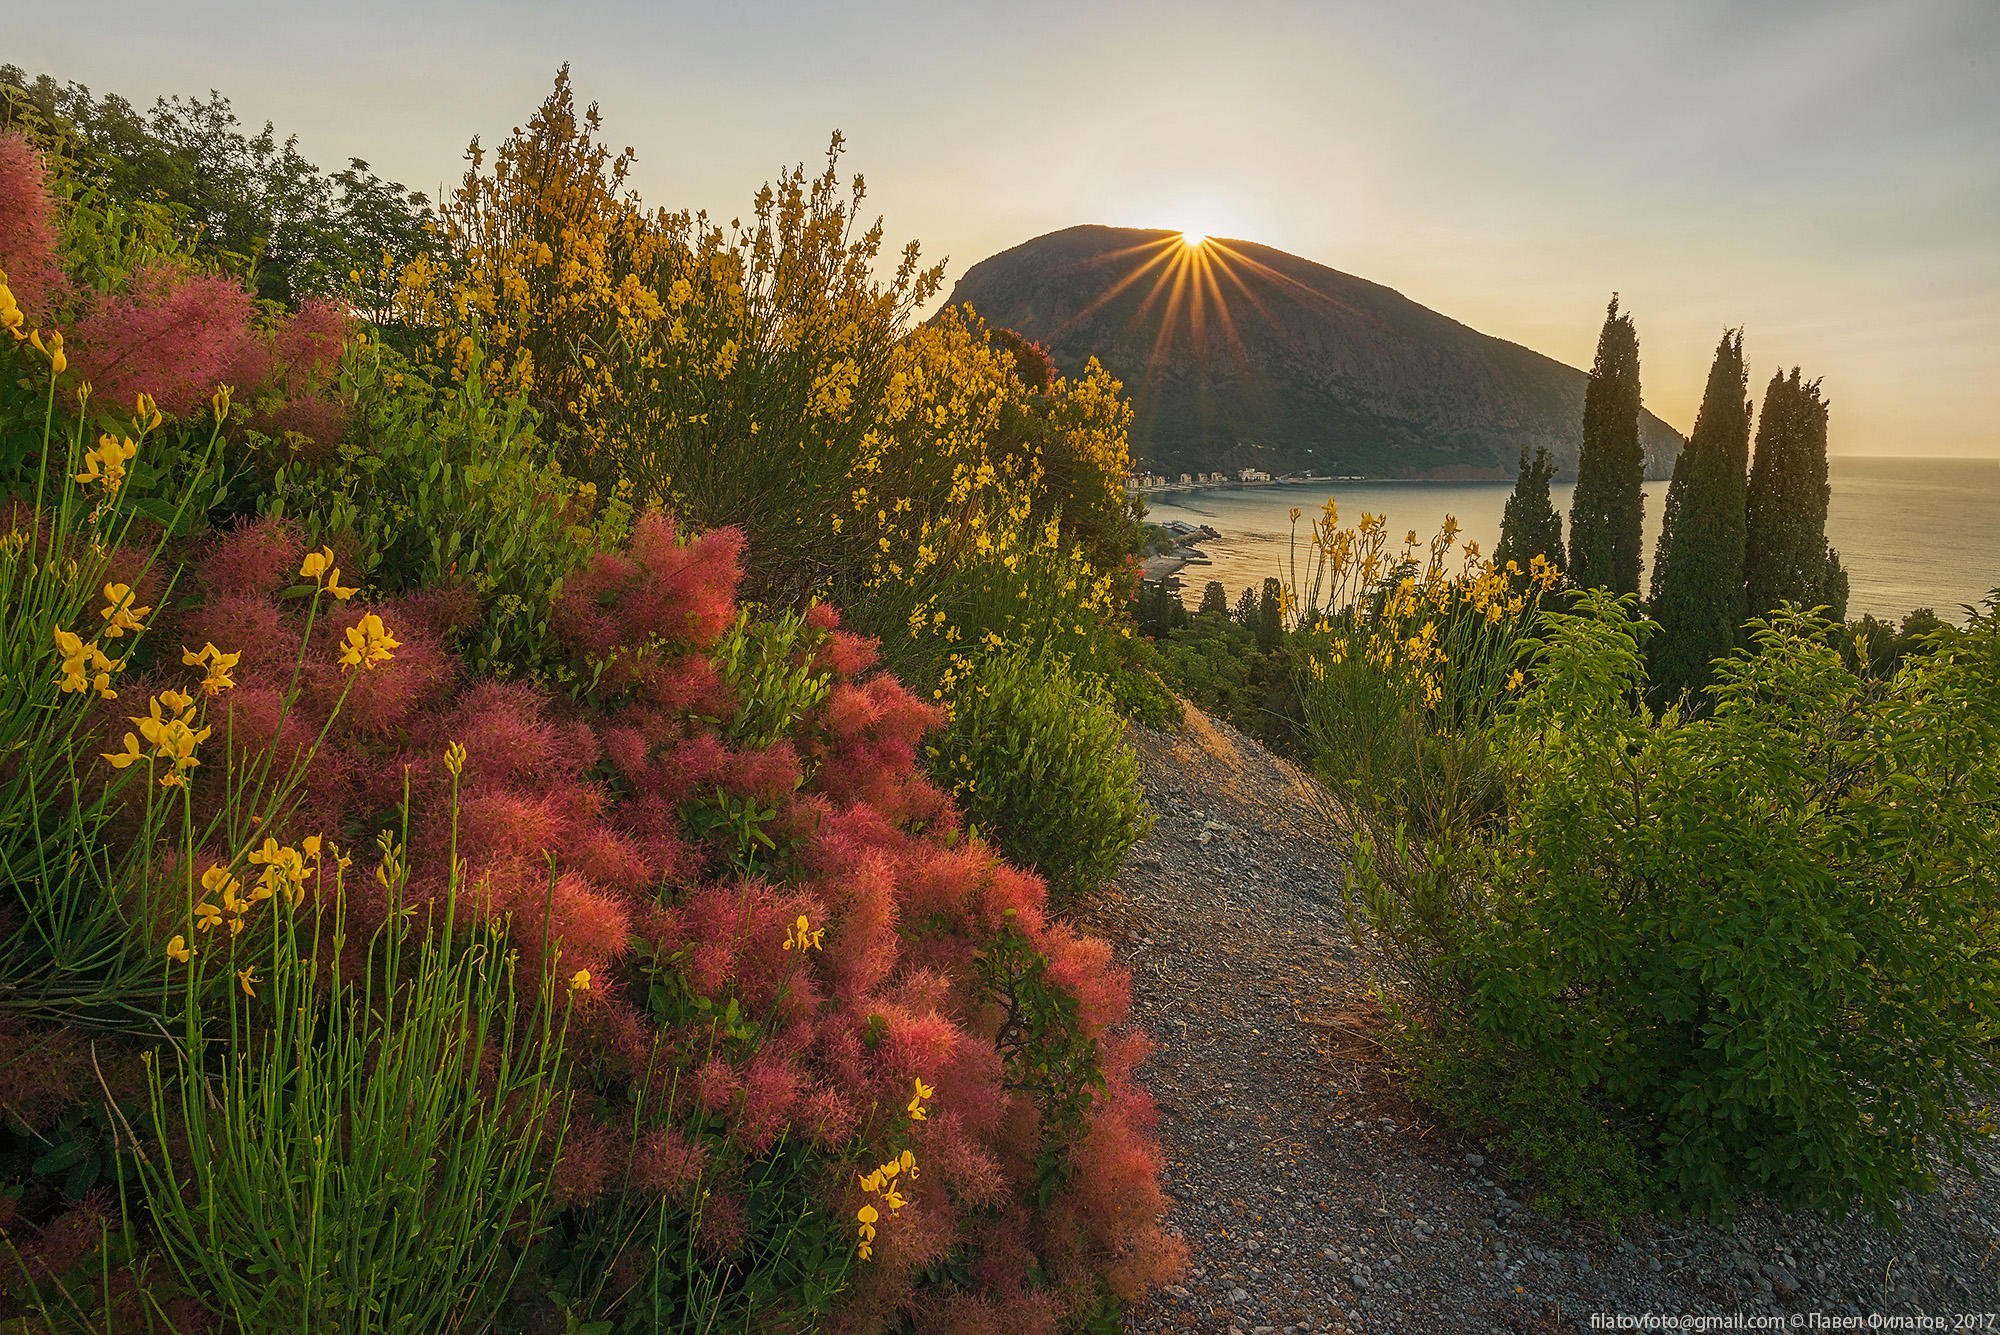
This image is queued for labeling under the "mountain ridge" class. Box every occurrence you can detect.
[942,225,1684,481]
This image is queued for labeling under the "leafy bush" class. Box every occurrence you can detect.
[932,649,1149,900]
[1153,608,1301,751]
[3,64,435,311]
[260,333,625,677]
[1349,590,2000,1219]
[1102,637,1180,731]
[1289,504,1556,834]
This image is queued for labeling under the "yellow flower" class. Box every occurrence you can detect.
[782,913,824,952]
[0,279,22,338]
[134,392,162,433]
[237,966,258,998]
[444,741,467,777]
[103,690,211,786]
[569,969,592,993]
[75,434,137,494]
[182,642,240,696]
[29,328,65,374]
[248,837,315,908]
[907,1076,933,1122]
[299,546,359,599]
[99,584,149,638]
[53,627,120,699]
[212,384,234,423]
[1506,668,1526,692]
[202,864,242,902]
[337,613,399,671]
[166,934,192,964]
[855,1202,879,1260]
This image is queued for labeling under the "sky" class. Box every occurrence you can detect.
[6,0,1998,456]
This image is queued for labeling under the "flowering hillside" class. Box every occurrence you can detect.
[0,77,1179,1332]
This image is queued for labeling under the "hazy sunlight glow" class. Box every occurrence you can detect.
[1180,229,1209,248]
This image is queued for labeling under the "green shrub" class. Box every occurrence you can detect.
[933,649,1149,899]
[138,831,569,1332]
[1295,645,1499,836]
[1389,1018,1654,1221]
[260,336,626,677]
[1350,590,2000,1220]
[1099,637,1179,731]
[1155,611,1302,751]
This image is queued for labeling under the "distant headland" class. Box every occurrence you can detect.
[944,225,1684,482]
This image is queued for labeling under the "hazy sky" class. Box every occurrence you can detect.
[7,0,1997,455]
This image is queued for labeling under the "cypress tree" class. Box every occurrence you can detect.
[1567,296,1646,593]
[1649,330,1751,700]
[1744,368,1846,620]
[1494,444,1566,578]
[1256,577,1284,654]
[1198,580,1229,617]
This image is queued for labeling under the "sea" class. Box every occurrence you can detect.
[1142,457,2000,625]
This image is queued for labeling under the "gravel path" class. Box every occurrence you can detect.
[1083,703,2000,1333]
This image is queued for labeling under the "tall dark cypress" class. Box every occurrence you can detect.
[1567,296,1646,593]
[1649,330,1751,699]
[1494,444,1566,578]
[1744,368,1846,620]
[1256,577,1284,654]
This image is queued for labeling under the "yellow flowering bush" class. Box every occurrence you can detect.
[399,74,1142,685]
[1288,500,1562,830]
[395,65,668,468]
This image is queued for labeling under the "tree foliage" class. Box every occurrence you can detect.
[1649,329,1751,701]
[0,66,432,311]
[1567,296,1646,593]
[1745,367,1847,621]
[1493,444,1565,578]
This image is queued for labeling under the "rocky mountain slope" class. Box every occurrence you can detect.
[944,226,1685,480]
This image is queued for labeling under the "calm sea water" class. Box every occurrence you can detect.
[1143,457,2000,625]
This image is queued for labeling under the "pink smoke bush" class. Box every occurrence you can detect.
[0,133,66,320]
[133,511,1181,1330]
[5,137,349,452]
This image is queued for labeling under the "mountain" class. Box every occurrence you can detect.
[942,226,1684,480]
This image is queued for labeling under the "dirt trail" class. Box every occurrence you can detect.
[1083,703,2000,1334]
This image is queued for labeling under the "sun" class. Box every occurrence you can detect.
[1179,229,1209,249]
